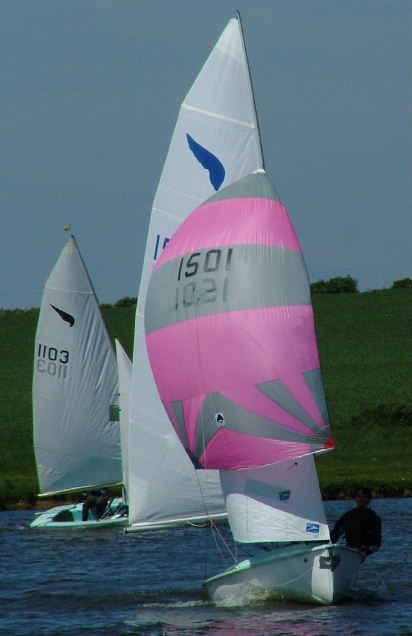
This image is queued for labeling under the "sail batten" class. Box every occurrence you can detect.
[183,103,258,128]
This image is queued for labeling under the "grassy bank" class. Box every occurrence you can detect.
[313,289,411,494]
[0,289,411,507]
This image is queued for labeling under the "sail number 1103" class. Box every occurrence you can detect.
[36,343,69,379]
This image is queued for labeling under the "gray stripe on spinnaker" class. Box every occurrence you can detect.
[257,379,322,434]
[171,400,190,450]
[304,369,330,425]
[204,170,282,205]
[194,392,330,461]
[145,244,310,334]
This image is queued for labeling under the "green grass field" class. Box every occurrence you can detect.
[312,289,411,494]
[0,289,411,505]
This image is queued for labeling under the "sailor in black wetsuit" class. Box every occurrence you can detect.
[331,487,381,559]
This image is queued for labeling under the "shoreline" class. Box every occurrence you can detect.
[2,485,411,511]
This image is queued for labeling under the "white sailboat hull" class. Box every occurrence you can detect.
[205,543,363,606]
[30,498,128,529]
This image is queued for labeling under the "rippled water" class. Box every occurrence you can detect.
[0,498,410,635]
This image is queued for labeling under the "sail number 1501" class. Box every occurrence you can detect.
[175,247,232,309]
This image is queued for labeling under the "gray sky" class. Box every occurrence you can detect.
[1,0,410,309]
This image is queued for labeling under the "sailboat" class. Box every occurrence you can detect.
[144,168,363,604]
[30,236,128,528]
[126,14,264,532]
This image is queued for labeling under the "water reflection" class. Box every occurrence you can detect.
[128,598,364,636]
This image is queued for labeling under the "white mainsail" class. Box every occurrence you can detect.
[33,236,121,496]
[127,15,264,530]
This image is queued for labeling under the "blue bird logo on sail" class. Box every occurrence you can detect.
[186,134,225,191]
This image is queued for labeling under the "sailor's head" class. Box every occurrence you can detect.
[354,487,372,507]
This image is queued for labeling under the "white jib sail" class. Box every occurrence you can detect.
[220,455,330,543]
[128,15,263,529]
[33,236,121,496]
[115,339,132,499]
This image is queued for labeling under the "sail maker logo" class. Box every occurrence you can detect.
[50,304,75,327]
[215,413,225,427]
[306,523,320,533]
[153,134,226,263]
[186,134,225,191]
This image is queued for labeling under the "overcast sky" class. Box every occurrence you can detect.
[1,0,410,309]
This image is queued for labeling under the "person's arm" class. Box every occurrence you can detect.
[330,512,346,543]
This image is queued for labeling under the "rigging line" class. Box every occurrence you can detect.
[188,365,220,577]
[190,287,243,575]
[203,519,239,582]
[187,264,239,576]
[191,289,215,478]
[210,520,239,566]
[193,468,213,522]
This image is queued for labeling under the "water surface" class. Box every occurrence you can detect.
[0,498,410,635]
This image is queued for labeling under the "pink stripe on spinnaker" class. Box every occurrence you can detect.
[146,304,325,460]
[200,429,314,470]
[154,197,301,271]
